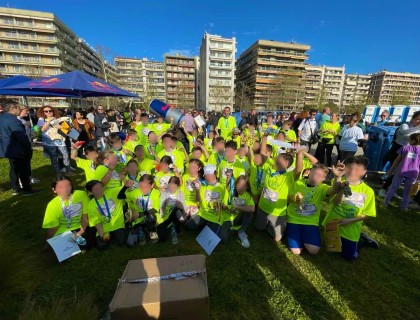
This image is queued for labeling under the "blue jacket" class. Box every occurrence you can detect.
[0,113,32,159]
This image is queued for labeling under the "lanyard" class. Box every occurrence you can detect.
[60,195,73,228]
[141,193,150,212]
[303,183,317,204]
[128,174,139,182]
[256,167,264,188]
[95,196,111,221]
[224,117,229,128]
[228,176,235,205]
[217,153,223,165]
[270,170,286,177]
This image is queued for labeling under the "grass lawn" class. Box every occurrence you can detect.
[0,150,419,320]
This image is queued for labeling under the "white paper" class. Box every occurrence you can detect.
[47,231,81,262]
[194,115,206,128]
[196,225,221,255]
[268,140,294,149]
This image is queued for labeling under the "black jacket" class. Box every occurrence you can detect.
[94,113,110,137]
[247,114,258,126]
[0,113,32,159]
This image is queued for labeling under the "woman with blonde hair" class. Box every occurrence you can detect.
[36,105,71,174]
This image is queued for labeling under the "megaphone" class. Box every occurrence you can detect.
[149,99,184,125]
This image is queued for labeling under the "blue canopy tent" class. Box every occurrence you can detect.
[2,70,138,98]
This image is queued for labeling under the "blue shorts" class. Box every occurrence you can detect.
[341,237,359,260]
[286,223,321,249]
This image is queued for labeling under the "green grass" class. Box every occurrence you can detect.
[0,151,419,319]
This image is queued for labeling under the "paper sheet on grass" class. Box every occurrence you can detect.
[47,230,81,262]
[196,225,221,255]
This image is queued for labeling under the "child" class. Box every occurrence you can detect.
[255,135,302,242]
[135,113,152,145]
[155,156,177,192]
[123,129,139,155]
[85,180,126,249]
[42,175,94,248]
[144,131,163,161]
[322,156,376,260]
[133,145,156,176]
[207,137,225,166]
[118,174,160,245]
[157,134,185,174]
[204,130,217,153]
[248,150,270,202]
[384,133,420,211]
[261,113,279,137]
[94,150,124,190]
[237,145,250,173]
[124,159,141,189]
[153,115,172,136]
[229,175,255,249]
[281,120,297,143]
[108,133,130,173]
[182,159,204,220]
[231,128,242,149]
[287,162,343,255]
[218,140,246,186]
[71,145,98,182]
[185,164,231,243]
[190,146,208,163]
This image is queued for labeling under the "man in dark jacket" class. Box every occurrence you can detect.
[0,100,35,195]
[247,109,258,126]
[93,105,110,147]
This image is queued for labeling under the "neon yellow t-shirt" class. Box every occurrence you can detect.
[225,191,255,226]
[42,190,89,236]
[113,148,130,173]
[261,123,279,137]
[319,121,340,144]
[123,140,139,154]
[218,159,246,186]
[281,129,297,142]
[126,188,160,226]
[94,165,122,190]
[76,158,96,182]
[182,173,200,206]
[198,182,227,224]
[154,170,175,190]
[287,180,330,226]
[243,129,260,147]
[87,187,125,233]
[207,152,224,166]
[137,158,156,176]
[258,170,294,216]
[204,137,213,153]
[157,149,185,173]
[153,122,171,136]
[144,143,164,160]
[217,116,237,140]
[186,134,198,152]
[236,156,250,173]
[232,136,241,149]
[135,123,152,145]
[322,182,376,242]
[249,162,271,196]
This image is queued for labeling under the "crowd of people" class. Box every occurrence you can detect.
[1,99,419,261]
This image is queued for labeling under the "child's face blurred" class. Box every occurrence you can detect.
[157,117,163,123]
[345,163,366,182]
[91,183,104,198]
[112,140,122,150]
[282,123,291,130]
[105,154,118,166]
[192,150,202,160]
[54,180,72,197]
[205,173,216,184]
[160,162,170,173]
[141,116,148,125]
[189,162,200,175]
[253,154,263,166]
[215,142,225,152]
[225,147,236,160]
[277,134,285,141]
[135,115,141,122]
[86,151,98,161]
[139,180,152,194]
[236,179,247,194]
[126,163,137,175]
[135,147,145,159]
[192,129,198,136]
[162,138,172,149]
[253,142,260,152]
[238,147,246,158]
[149,133,158,144]
[168,182,178,194]
[130,133,138,141]
[308,168,327,186]
[276,155,289,171]
[209,132,215,138]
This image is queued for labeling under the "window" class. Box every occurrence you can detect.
[33,56,40,62]
[9,42,19,49]
[32,44,38,51]
[3,18,13,25]
[6,31,17,37]
[14,66,23,72]
[21,43,29,49]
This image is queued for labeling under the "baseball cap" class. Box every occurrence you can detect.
[203,164,217,176]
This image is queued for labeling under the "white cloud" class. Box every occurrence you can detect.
[232,31,237,36]
[243,31,258,36]
[166,49,193,56]
[209,22,215,28]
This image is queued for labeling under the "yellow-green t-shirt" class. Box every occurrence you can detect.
[218,159,246,186]
[94,165,122,190]
[236,156,250,173]
[87,187,125,233]
[198,182,227,224]
[249,162,271,196]
[217,116,237,140]
[113,149,130,173]
[204,137,213,153]
[281,129,297,142]
[225,191,255,225]
[320,121,341,144]
[123,140,139,154]
[243,129,260,147]
[207,152,224,166]
[144,143,164,160]
[261,123,279,137]
[322,182,376,242]
[186,134,198,152]
[76,158,96,182]
[135,123,152,145]
[287,180,330,226]
[232,136,241,149]
[137,158,156,176]
[157,149,185,173]
[126,188,160,226]
[154,171,175,190]
[42,190,89,236]
[153,122,171,136]
[181,173,200,206]
[258,170,294,216]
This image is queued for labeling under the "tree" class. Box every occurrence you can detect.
[234,82,252,111]
[390,84,412,105]
[95,45,116,109]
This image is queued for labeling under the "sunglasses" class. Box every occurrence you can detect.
[381,115,386,117]
[310,113,316,116]
[98,109,104,111]
[44,110,53,113]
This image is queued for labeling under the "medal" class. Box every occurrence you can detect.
[95,195,112,222]
[60,195,73,229]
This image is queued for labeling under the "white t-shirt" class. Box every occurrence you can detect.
[339,125,364,152]
[298,118,317,142]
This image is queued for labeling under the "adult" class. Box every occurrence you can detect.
[182,110,195,133]
[73,109,95,152]
[288,112,297,124]
[315,112,341,166]
[93,105,110,147]
[276,113,286,128]
[216,107,237,140]
[297,109,318,150]
[317,107,331,128]
[339,113,364,161]
[247,108,258,127]
[207,111,219,131]
[106,109,119,133]
[17,105,32,140]
[86,107,95,124]
[238,112,248,130]
[376,110,389,126]
[0,100,36,195]
[37,106,72,174]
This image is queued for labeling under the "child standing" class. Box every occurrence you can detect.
[384,133,420,211]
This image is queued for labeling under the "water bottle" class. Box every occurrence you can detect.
[171,225,178,245]
[72,232,87,246]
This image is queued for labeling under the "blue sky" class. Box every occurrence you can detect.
[2,0,420,74]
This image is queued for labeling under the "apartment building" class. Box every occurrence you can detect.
[164,53,198,109]
[115,57,165,101]
[235,40,310,111]
[341,74,371,107]
[369,70,420,105]
[199,33,236,111]
[304,66,324,107]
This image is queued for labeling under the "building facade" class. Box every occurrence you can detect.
[199,33,236,111]
[164,53,198,109]
[235,40,310,111]
[341,74,371,108]
[115,57,165,103]
[368,71,420,105]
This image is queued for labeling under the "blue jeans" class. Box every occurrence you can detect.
[43,145,70,173]
[384,175,415,209]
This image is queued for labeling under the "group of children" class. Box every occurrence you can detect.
[42,112,380,261]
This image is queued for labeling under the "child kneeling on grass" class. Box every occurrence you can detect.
[42,175,96,249]
[322,156,376,260]
[286,162,344,255]
[85,180,126,249]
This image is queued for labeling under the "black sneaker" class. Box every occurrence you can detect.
[12,189,22,196]
[360,232,379,249]
[22,189,42,197]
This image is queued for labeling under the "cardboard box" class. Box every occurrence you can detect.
[110,255,209,320]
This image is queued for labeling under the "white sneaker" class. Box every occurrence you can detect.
[378,189,386,198]
[31,177,40,184]
[238,230,250,249]
[149,231,159,244]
